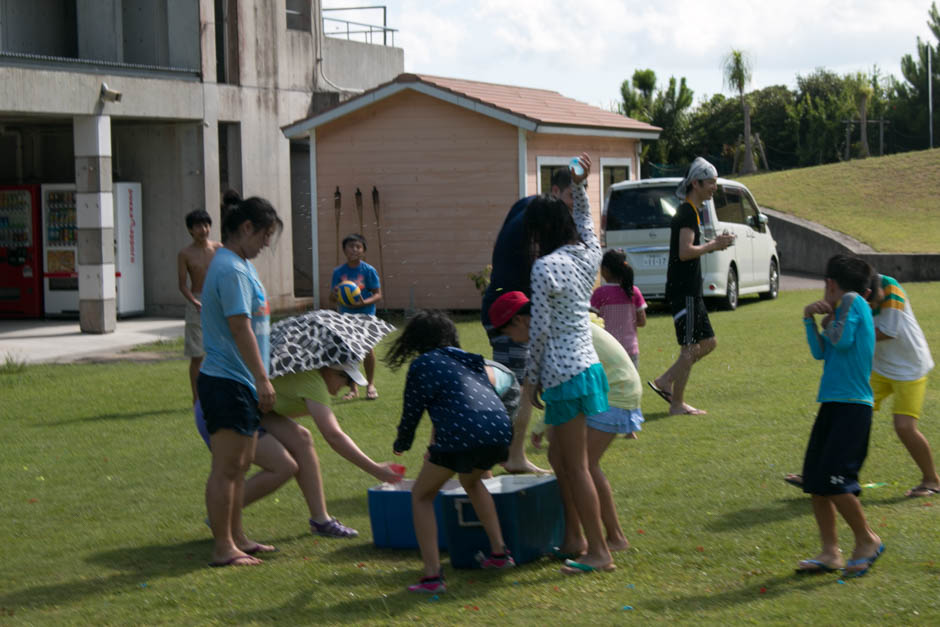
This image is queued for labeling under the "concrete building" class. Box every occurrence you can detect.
[0,0,403,330]
[283,73,661,310]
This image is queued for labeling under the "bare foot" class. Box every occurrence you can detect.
[502,459,551,474]
[366,384,379,400]
[209,550,261,567]
[796,550,844,573]
[342,388,359,401]
[670,403,706,416]
[557,540,588,558]
[607,537,631,552]
[624,432,638,440]
[844,540,884,576]
[239,541,277,555]
[560,552,616,574]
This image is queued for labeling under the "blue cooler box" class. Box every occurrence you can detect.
[367,479,461,549]
[440,475,563,568]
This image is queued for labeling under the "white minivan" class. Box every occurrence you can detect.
[601,177,780,310]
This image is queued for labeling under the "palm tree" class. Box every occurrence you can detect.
[723,49,756,174]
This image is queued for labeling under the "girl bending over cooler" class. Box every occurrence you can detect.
[385,310,515,594]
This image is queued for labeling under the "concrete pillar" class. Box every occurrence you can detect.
[74,115,116,334]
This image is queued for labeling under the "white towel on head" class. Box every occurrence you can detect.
[676,157,718,200]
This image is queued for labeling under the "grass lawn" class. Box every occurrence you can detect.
[735,148,940,254]
[2,287,939,625]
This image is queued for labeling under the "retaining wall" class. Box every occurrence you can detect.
[764,208,940,282]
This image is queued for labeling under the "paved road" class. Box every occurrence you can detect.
[779,272,824,292]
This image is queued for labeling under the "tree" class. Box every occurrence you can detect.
[648,76,694,168]
[619,69,656,122]
[618,70,693,175]
[892,1,940,151]
[723,49,756,173]
[793,69,854,165]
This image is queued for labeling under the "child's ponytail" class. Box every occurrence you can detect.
[601,249,634,296]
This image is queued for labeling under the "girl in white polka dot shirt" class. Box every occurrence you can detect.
[524,153,615,575]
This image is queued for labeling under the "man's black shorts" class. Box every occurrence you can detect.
[197,373,261,438]
[669,295,715,346]
[802,402,873,496]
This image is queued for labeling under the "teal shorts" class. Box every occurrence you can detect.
[542,363,609,426]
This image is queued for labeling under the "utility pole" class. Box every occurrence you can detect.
[929,43,934,149]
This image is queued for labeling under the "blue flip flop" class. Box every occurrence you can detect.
[795,559,838,575]
[843,543,885,578]
[561,558,616,575]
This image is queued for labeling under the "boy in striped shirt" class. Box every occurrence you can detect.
[867,273,938,497]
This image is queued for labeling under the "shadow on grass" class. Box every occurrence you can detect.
[225,586,449,624]
[640,411,674,423]
[39,407,186,426]
[705,498,808,532]
[0,538,215,611]
[226,567,516,624]
[636,572,838,614]
[707,492,915,533]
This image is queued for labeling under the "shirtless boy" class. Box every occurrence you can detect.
[177,209,223,404]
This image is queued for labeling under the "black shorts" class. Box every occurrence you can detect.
[802,402,873,496]
[197,373,262,438]
[428,445,509,474]
[669,295,714,346]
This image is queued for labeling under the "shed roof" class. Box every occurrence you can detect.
[283,73,661,140]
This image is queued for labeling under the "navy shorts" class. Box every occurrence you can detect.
[428,445,509,474]
[489,334,528,383]
[197,373,262,438]
[669,295,714,346]
[802,402,873,496]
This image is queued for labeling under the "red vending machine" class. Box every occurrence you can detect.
[0,185,42,318]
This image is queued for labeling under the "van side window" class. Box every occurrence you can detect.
[741,192,765,233]
[605,188,678,230]
[715,187,746,225]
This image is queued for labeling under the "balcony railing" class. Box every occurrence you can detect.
[322,6,397,47]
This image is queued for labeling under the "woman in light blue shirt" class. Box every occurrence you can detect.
[199,190,282,568]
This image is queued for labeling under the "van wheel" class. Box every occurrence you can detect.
[759,259,779,300]
[720,266,738,310]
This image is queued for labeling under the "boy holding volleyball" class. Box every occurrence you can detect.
[330,233,382,400]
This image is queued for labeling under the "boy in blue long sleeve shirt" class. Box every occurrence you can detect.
[796,254,883,578]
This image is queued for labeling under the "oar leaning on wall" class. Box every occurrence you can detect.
[371,186,386,307]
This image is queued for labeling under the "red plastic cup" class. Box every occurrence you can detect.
[390,464,406,476]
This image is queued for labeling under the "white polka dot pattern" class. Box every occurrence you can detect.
[526,183,602,389]
[269,310,394,378]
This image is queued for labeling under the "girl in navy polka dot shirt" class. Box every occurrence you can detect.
[385,310,515,593]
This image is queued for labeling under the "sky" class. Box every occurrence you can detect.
[322,0,938,110]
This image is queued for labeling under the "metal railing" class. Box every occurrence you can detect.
[322,6,397,46]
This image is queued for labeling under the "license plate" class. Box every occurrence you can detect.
[642,253,667,269]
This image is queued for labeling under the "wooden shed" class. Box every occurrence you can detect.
[283,73,661,311]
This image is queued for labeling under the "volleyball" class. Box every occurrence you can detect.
[334,280,363,307]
